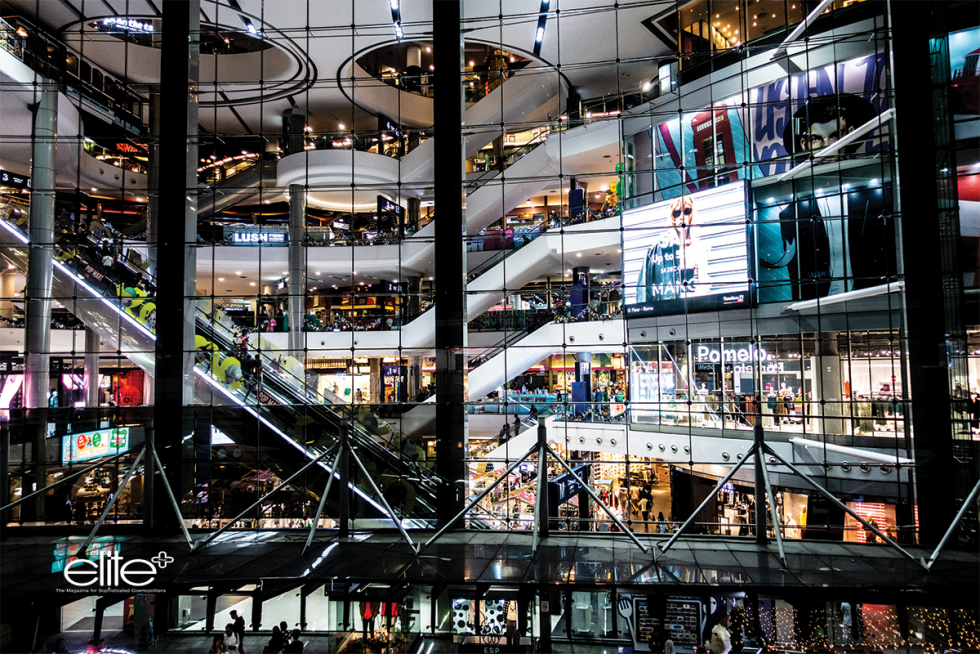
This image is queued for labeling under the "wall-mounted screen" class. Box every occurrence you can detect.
[623,182,752,317]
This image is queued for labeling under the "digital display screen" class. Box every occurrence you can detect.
[622,182,752,317]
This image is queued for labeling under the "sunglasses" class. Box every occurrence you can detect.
[671,207,693,218]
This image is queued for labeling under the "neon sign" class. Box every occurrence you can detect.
[102,17,154,33]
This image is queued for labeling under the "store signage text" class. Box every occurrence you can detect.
[83,264,106,282]
[695,345,771,363]
[0,171,30,189]
[232,232,285,244]
[102,17,154,33]
[63,549,171,588]
[377,196,403,217]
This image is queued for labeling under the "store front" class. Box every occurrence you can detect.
[629,333,907,437]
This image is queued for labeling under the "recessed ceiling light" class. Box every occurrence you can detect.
[218,277,225,281]
[338,123,345,130]
[235,271,242,275]
[315,271,321,275]
[249,282,256,287]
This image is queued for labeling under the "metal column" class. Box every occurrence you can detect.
[288,184,306,357]
[432,0,468,524]
[891,2,965,544]
[151,0,199,535]
[146,91,161,271]
[24,77,58,409]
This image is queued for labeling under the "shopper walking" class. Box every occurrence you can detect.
[230,610,247,653]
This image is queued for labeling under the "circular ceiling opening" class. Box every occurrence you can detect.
[91,19,273,55]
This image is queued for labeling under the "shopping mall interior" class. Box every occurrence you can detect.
[0,0,978,652]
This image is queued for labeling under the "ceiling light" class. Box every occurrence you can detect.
[425,46,431,53]
[468,60,475,67]
[642,81,652,91]
[218,277,224,281]
[249,282,256,287]
[338,123,345,130]
[315,271,321,275]
[235,271,242,275]
[429,64,434,71]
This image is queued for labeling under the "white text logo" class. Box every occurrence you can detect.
[63,550,171,588]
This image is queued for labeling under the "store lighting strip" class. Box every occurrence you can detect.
[771,0,835,60]
[390,0,403,40]
[533,0,550,56]
[777,108,895,182]
[784,280,904,312]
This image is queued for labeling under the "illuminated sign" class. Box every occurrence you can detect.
[623,182,751,318]
[377,196,404,218]
[694,344,771,363]
[0,171,30,189]
[61,428,129,465]
[231,232,285,244]
[102,17,154,33]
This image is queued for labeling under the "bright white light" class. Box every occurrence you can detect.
[389,0,398,10]
[535,26,545,42]
[338,123,345,130]
[642,81,652,91]
[245,23,257,34]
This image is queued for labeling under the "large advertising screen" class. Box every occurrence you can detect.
[623,182,752,317]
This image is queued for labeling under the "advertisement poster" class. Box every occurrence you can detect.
[61,428,130,465]
[623,182,751,317]
[653,53,890,197]
[754,165,895,302]
[950,27,980,288]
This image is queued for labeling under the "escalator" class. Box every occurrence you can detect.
[197,156,277,219]
[0,203,447,526]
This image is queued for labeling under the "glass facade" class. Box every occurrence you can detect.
[0,0,978,651]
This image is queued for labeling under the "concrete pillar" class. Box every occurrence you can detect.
[369,358,382,404]
[0,269,16,320]
[283,111,306,156]
[84,327,101,407]
[811,332,844,435]
[24,78,58,409]
[406,44,421,70]
[288,184,306,357]
[146,91,161,271]
[407,197,420,235]
[404,276,421,321]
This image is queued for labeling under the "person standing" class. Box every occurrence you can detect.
[221,623,239,652]
[230,610,246,653]
[282,630,304,652]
